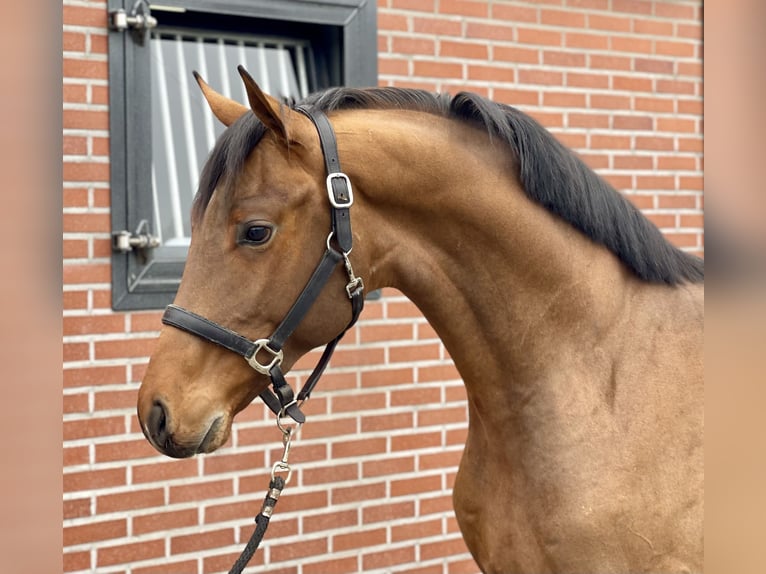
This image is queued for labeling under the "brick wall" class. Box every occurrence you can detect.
[63,1,703,572]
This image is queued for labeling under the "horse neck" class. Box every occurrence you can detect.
[336,110,638,404]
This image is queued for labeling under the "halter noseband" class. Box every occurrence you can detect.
[161,106,364,424]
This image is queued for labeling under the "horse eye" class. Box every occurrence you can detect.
[242,224,273,245]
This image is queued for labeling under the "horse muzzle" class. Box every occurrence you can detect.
[139,397,229,458]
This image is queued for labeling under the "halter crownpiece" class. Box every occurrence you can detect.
[161,106,364,423]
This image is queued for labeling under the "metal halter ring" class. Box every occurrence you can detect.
[246,339,284,375]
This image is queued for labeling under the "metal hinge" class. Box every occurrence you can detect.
[109,0,158,32]
[112,220,161,253]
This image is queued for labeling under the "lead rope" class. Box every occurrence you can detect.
[229,416,299,574]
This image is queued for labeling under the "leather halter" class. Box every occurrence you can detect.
[161,106,364,424]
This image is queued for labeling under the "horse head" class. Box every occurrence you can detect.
[137,67,367,458]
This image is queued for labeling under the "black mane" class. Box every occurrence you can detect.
[195,86,703,285]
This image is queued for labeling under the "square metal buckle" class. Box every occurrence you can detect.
[326,172,354,208]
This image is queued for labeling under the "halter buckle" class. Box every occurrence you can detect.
[246,339,284,375]
[326,172,353,208]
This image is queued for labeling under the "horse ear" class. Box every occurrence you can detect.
[193,71,248,127]
[237,66,290,143]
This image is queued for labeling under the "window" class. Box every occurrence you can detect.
[108,0,378,310]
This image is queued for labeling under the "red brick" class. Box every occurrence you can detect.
[412,17,462,36]
[657,156,697,171]
[589,54,632,71]
[518,69,563,86]
[421,535,472,561]
[566,112,606,129]
[567,0,608,7]
[133,508,198,536]
[468,64,515,83]
[379,57,409,76]
[304,509,359,533]
[378,13,408,31]
[440,0,488,17]
[541,8,585,27]
[614,155,653,170]
[94,337,157,359]
[440,40,488,60]
[517,27,562,46]
[567,72,609,89]
[363,546,416,570]
[303,556,359,574]
[133,560,199,574]
[634,96,674,113]
[332,481,386,505]
[64,416,125,441]
[391,431,443,452]
[64,467,126,492]
[63,58,108,80]
[635,136,675,151]
[634,57,674,75]
[64,315,125,336]
[655,39,696,58]
[363,500,415,524]
[64,550,91,572]
[655,2,696,19]
[392,36,435,55]
[612,0,652,14]
[613,114,653,130]
[657,79,696,95]
[95,438,158,462]
[633,18,673,36]
[63,109,109,130]
[63,497,91,520]
[420,493,454,514]
[679,176,703,192]
[169,479,233,503]
[392,0,435,11]
[680,213,704,228]
[647,214,677,229]
[64,365,126,388]
[133,458,198,483]
[63,161,110,182]
[90,34,108,54]
[97,487,164,513]
[361,411,414,432]
[270,537,328,562]
[542,50,586,68]
[64,445,90,466]
[544,91,586,108]
[588,13,630,32]
[63,5,107,27]
[63,239,88,259]
[391,473,443,496]
[392,517,443,542]
[171,528,234,554]
[63,31,86,52]
[493,45,539,65]
[610,35,652,54]
[363,454,415,477]
[494,87,539,106]
[590,94,631,110]
[612,75,653,92]
[91,84,110,105]
[97,539,165,567]
[303,462,359,485]
[65,519,126,547]
[334,527,387,552]
[566,31,609,50]
[492,3,537,23]
[331,436,386,459]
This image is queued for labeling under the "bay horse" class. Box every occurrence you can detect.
[137,66,704,573]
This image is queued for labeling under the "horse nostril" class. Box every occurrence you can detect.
[147,400,169,448]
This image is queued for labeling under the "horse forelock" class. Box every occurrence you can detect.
[193,85,703,284]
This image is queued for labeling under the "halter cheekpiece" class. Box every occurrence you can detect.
[161,106,364,424]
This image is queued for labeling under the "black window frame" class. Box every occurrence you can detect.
[108,0,377,310]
